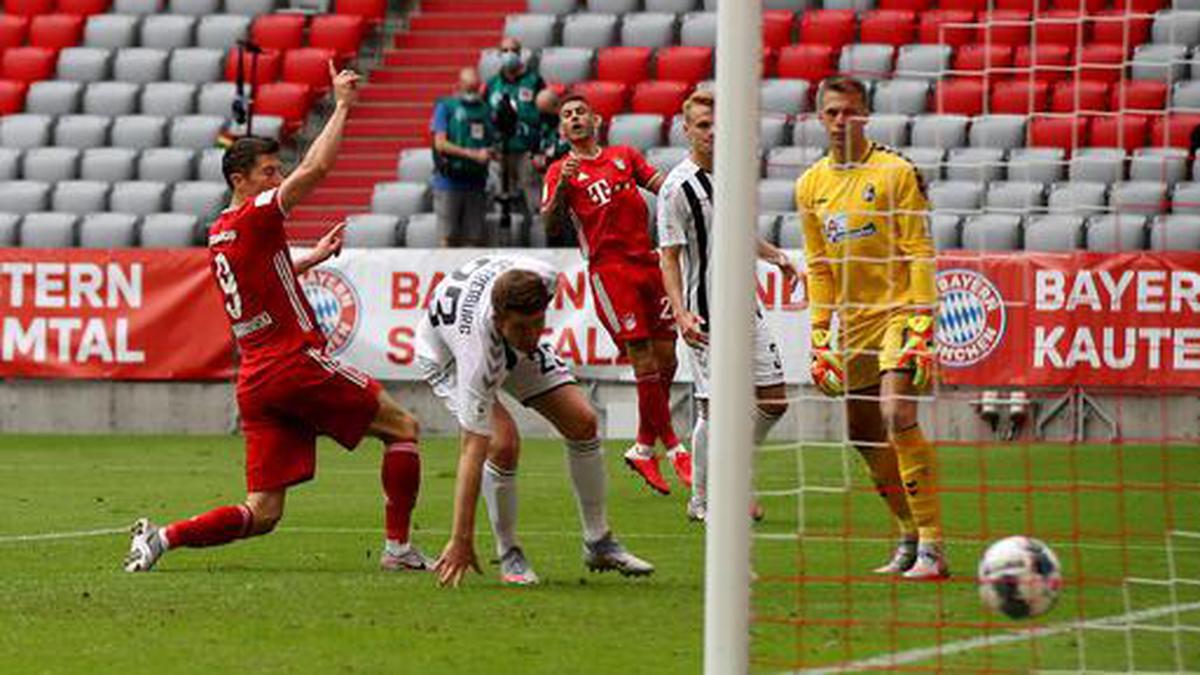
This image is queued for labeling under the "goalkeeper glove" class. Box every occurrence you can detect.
[810,328,844,397]
[896,315,936,391]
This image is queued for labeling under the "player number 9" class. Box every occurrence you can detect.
[213,253,243,320]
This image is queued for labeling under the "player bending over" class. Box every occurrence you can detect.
[420,255,654,587]
[125,64,430,573]
[658,90,796,522]
[794,76,947,580]
[542,94,691,497]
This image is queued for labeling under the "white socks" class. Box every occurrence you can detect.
[691,413,709,500]
[482,460,520,557]
[566,437,609,543]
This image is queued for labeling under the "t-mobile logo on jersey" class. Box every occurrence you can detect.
[586,179,613,206]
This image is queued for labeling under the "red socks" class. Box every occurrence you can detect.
[164,504,252,549]
[382,440,421,544]
[635,371,680,449]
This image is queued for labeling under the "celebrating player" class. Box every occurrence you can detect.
[541,94,691,496]
[657,90,795,522]
[419,255,654,587]
[125,64,431,574]
[794,76,945,579]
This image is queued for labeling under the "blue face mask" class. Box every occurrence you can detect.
[500,51,521,72]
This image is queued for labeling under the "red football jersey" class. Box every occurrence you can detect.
[542,145,659,267]
[207,187,325,377]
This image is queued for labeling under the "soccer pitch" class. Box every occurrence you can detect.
[1,435,1197,674]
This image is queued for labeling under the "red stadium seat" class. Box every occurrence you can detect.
[933,77,986,115]
[224,47,281,84]
[29,14,84,51]
[1033,10,1082,47]
[0,78,27,114]
[1113,81,1167,112]
[953,43,1013,78]
[631,80,690,117]
[254,82,311,136]
[1090,10,1150,47]
[1028,115,1088,152]
[994,0,1048,11]
[879,0,933,11]
[252,14,307,52]
[761,46,777,77]
[55,0,111,15]
[1090,114,1149,151]
[570,80,629,120]
[596,47,652,87]
[1051,80,1109,113]
[981,10,1030,47]
[1114,0,1167,12]
[1050,0,1104,12]
[991,79,1050,114]
[309,15,365,61]
[762,10,794,51]
[2,0,54,16]
[1150,114,1200,149]
[1078,43,1127,85]
[2,47,57,83]
[799,10,857,50]
[918,10,977,47]
[335,0,386,26]
[775,43,837,83]
[1013,44,1072,83]
[282,47,336,99]
[939,0,989,12]
[655,46,712,85]
[860,10,917,47]
[0,15,29,51]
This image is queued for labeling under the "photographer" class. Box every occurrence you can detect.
[485,37,544,246]
[430,67,494,247]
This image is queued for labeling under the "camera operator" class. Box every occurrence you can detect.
[485,37,544,246]
[430,67,494,247]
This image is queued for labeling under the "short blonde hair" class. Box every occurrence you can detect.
[682,89,714,121]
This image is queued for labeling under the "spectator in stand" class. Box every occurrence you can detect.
[431,67,494,247]
[486,37,545,246]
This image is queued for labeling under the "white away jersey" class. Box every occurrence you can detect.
[657,157,716,325]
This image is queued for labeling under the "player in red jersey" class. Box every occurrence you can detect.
[541,93,691,496]
[124,64,430,574]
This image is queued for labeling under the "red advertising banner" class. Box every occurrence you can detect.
[0,249,234,380]
[936,251,1200,388]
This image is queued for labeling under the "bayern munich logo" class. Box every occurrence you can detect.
[936,268,1006,367]
[301,268,360,356]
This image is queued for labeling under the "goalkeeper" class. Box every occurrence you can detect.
[794,76,946,580]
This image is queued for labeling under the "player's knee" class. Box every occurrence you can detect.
[378,401,420,443]
[246,500,284,535]
[758,399,788,419]
[564,408,599,441]
[881,403,917,437]
[490,435,520,468]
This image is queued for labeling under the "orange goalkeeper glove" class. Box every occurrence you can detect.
[810,328,844,397]
[896,315,936,391]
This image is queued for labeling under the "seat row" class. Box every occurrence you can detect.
[0,210,201,248]
[3,0,383,21]
[525,0,1172,16]
[0,113,261,150]
[0,145,225,183]
[0,179,227,217]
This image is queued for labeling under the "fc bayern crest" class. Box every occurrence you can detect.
[301,268,360,355]
[936,268,1006,367]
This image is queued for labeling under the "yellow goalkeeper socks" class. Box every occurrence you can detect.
[856,445,917,538]
[893,424,942,543]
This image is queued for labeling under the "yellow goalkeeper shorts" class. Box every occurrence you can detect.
[842,313,910,392]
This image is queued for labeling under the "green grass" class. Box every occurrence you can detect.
[0,435,1197,674]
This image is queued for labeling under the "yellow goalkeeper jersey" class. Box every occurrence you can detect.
[793,142,937,332]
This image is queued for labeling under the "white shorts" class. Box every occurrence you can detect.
[687,305,785,400]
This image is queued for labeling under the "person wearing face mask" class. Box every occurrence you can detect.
[430,67,495,247]
[485,37,545,246]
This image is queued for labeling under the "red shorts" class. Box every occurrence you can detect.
[237,348,382,492]
[589,262,676,344]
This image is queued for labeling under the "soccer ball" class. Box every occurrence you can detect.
[977,536,1063,620]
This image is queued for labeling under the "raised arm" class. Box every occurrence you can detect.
[278,62,359,215]
[541,156,577,238]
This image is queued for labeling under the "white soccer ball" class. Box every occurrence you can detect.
[978,536,1063,620]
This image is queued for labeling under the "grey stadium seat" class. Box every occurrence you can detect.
[84,14,140,49]
[621,13,676,48]
[397,148,435,183]
[1131,44,1189,81]
[109,180,168,215]
[1068,147,1127,184]
[171,181,228,217]
[986,181,1046,213]
[761,79,810,116]
[198,82,238,117]
[563,13,619,48]
[538,47,594,85]
[759,115,788,150]
[196,15,251,51]
[839,44,895,80]
[169,115,225,149]
[529,0,579,13]
[945,147,1005,182]
[1131,147,1188,184]
[928,180,983,213]
[1172,181,1200,214]
[51,180,111,215]
[139,15,196,50]
[25,81,84,116]
[111,115,167,149]
[668,113,686,145]
[900,146,944,184]
[0,148,20,180]
[54,115,112,149]
[114,0,164,14]
[1151,10,1200,45]
[823,0,876,9]
[680,12,717,47]
[400,212,440,248]
[758,179,796,213]
[22,147,81,182]
[1024,214,1084,250]
[872,79,928,115]
[969,115,1027,150]
[79,212,139,248]
[504,14,558,50]
[1086,214,1148,251]
[1151,214,1200,249]
[223,0,276,14]
[1048,182,1109,215]
[0,115,53,149]
[138,147,196,182]
[587,0,636,10]
[56,47,113,83]
[169,49,226,85]
[1006,147,1065,184]
[83,81,141,116]
[910,115,968,149]
[371,182,430,218]
[1173,79,1200,109]
[608,114,664,151]
[931,213,961,250]
[114,48,170,84]
[141,82,198,116]
[777,214,804,249]
[961,214,1022,251]
[344,213,399,247]
[765,146,825,180]
[647,0,697,10]
[81,147,138,181]
[646,145,688,174]
[169,0,222,15]
[198,148,224,182]
[140,212,199,247]
[894,44,951,80]
[1110,180,1168,215]
[0,181,50,214]
[791,116,829,149]
[0,212,17,246]
[865,114,910,147]
[19,213,78,248]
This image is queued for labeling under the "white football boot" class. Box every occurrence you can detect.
[124,518,166,572]
[584,533,655,577]
[902,542,950,580]
[499,546,540,586]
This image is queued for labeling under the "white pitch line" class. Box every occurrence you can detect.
[799,601,1200,675]
[0,527,126,543]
